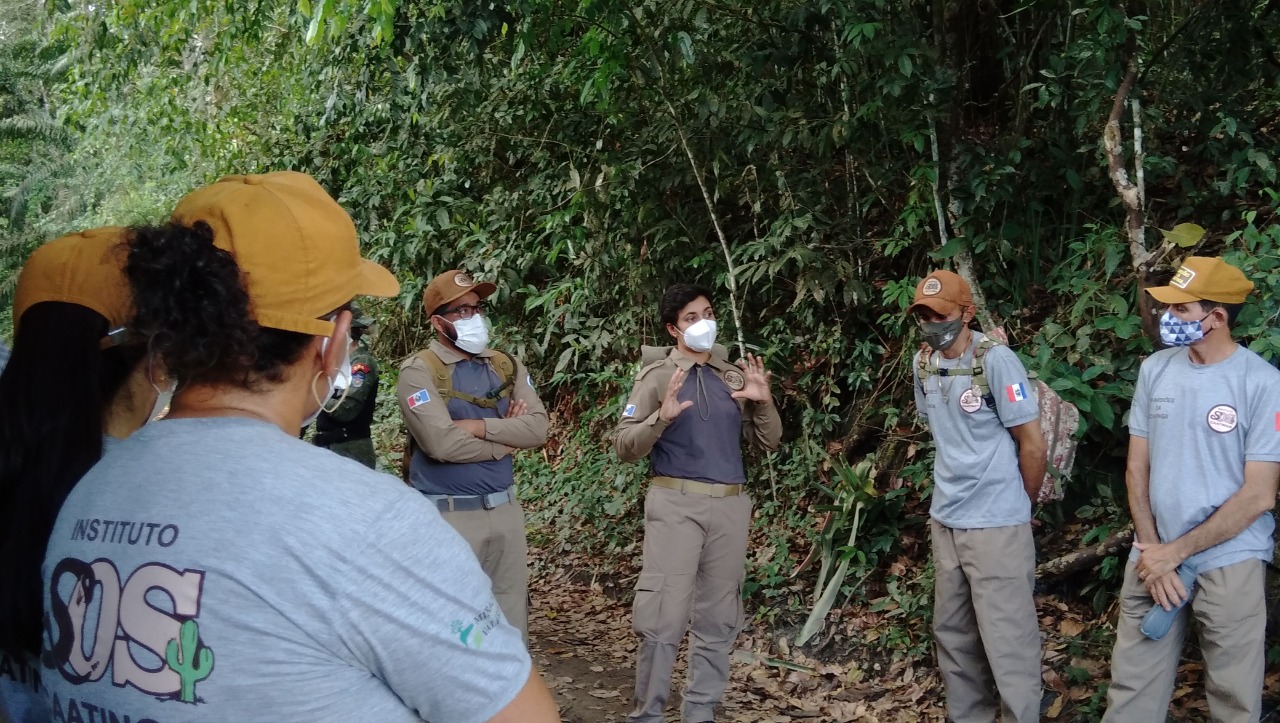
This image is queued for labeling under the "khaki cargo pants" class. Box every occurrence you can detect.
[1103,558,1265,722]
[629,486,752,723]
[931,519,1043,723]
[441,500,529,642]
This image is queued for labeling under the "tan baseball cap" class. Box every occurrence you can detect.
[172,171,399,337]
[13,227,133,335]
[422,269,496,316]
[1146,256,1254,305]
[905,270,973,316]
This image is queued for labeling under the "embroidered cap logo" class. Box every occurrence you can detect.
[1170,266,1196,289]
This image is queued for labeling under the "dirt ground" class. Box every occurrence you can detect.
[528,574,949,723]
[528,571,1280,723]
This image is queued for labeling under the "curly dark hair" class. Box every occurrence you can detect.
[126,222,315,389]
[659,283,714,327]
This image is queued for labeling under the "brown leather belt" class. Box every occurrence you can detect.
[651,476,743,497]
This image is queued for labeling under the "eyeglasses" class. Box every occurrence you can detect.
[440,302,486,319]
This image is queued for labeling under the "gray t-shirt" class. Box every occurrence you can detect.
[0,436,123,723]
[913,332,1039,528]
[0,651,46,723]
[1128,345,1280,572]
[41,417,530,723]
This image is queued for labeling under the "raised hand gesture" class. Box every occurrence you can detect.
[731,353,772,403]
[659,367,694,421]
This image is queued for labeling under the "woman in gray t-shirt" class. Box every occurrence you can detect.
[40,173,560,723]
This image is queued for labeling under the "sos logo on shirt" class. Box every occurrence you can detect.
[46,556,214,704]
[1206,404,1238,433]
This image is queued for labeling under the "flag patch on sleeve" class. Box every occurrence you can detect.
[1274,412,1280,431]
[623,404,637,418]
[1005,383,1028,402]
[407,389,431,409]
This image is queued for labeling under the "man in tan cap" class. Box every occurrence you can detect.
[1104,257,1280,721]
[907,269,1045,722]
[398,269,547,641]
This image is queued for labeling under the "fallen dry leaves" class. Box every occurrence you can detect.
[528,539,1280,722]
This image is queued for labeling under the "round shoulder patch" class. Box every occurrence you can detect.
[723,369,745,391]
[959,388,982,413]
[1206,404,1238,433]
[921,277,943,296]
[454,272,474,287]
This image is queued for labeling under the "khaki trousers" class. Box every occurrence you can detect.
[930,520,1042,723]
[1103,558,1265,723]
[440,500,529,642]
[629,487,752,723]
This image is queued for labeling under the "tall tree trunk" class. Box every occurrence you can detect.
[931,0,998,331]
[1103,55,1157,342]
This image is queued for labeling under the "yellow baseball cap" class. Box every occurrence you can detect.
[12,227,133,335]
[1146,256,1254,305]
[905,270,973,316]
[422,269,496,315]
[172,171,399,337]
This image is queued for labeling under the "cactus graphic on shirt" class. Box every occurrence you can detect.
[165,619,214,703]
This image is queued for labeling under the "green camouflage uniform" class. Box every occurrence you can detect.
[314,346,379,469]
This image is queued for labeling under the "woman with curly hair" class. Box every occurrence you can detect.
[40,172,558,723]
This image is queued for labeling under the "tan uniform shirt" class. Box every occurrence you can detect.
[398,340,548,464]
[614,348,781,464]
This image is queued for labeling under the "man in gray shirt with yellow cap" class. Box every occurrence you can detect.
[1104,256,1280,722]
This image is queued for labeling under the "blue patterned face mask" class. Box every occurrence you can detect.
[1158,310,1211,347]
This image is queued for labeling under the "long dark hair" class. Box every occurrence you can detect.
[0,303,145,657]
[126,222,313,388]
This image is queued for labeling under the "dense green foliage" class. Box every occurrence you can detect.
[4,0,1280,660]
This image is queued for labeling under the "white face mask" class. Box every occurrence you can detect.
[680,318,717,353]
[332,339,355,391]
[451,315,491,355]
[145,358,176,423]
[148,387,174,422]
[302,332,352,428]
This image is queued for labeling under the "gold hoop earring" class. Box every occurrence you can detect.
[311,370,329,410]
[312,369,352,414]
[324,382,352,414]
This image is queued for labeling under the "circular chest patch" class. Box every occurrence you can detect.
[959,388,982,413]
[921,277,943,296]
[722,369,745,391]
[1206,404,1238,433]
[454,272,475,287]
